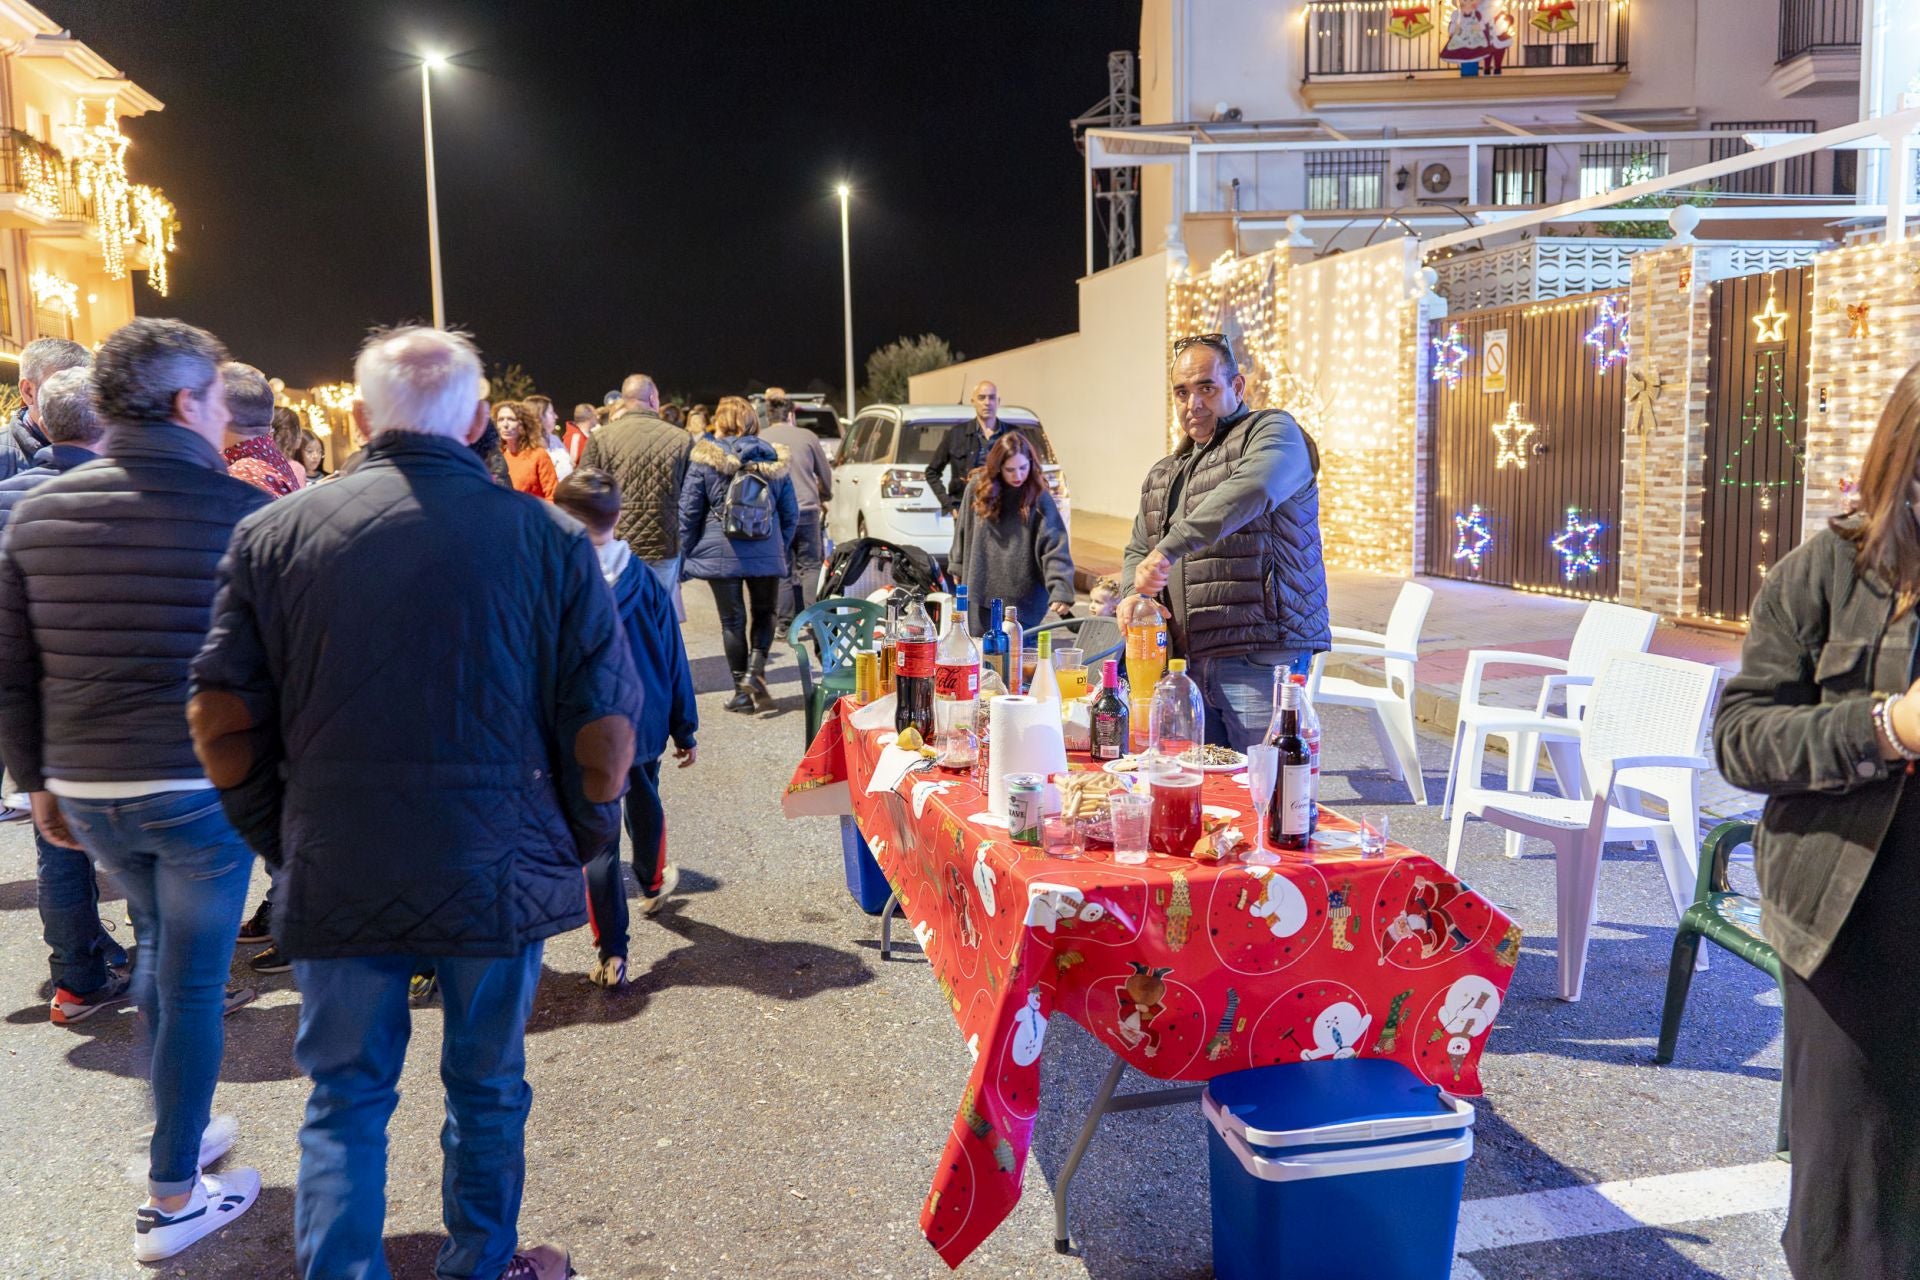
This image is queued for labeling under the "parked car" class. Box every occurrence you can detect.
[751,390,845,462]
[826,403,1070,559]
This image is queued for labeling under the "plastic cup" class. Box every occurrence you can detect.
[1359,812,1390,857]
[1110,793,1153,864]
[1041,813,1084,860]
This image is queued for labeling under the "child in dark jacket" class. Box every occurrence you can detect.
[555,469,699,987]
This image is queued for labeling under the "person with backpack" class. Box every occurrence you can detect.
[678,395,797,713]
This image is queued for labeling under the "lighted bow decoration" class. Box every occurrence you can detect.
[1388,4,1433,37]
[1846,302,1872,339]
[1530,0,1578,32]
[1625,366,1667,436]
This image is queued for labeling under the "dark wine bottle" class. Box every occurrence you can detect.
[1090,658,1128,761]
[1268,681,1310,852]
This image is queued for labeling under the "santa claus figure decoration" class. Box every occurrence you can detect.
[1440,0,1514,76]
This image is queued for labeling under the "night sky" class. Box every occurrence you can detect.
[38,1,1141,405]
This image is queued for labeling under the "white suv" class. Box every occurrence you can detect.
[827,404,1070,558]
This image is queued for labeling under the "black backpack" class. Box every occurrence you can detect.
[722,466,775,540]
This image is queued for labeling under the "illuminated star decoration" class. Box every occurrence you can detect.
[1583,295,1629,373]
[1429,323,1470,388]
[1491,403,1536,470]
[1453,505,1492,571]
[1846,302,1872,339]
[1551,508,1604,582]
[1752,292,1790,344]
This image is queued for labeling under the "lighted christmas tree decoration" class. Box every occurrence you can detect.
[1718,347,1803,580]
[1583,295,1629,373]
[1491,403,1535,470]
[1430,323,1470,387]
[1453,505,1493,571]
[1551,508,1603,582]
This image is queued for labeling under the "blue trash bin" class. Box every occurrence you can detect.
[1203,1059,1474,1280]
[840,816,891,914]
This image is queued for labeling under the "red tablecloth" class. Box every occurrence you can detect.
[784,697,1521,1268]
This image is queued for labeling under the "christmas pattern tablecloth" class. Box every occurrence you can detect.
[784,697,1521,1268]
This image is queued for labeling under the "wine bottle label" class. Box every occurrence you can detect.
[1280,764,1312,835]
[1091,711,1125,758]
[897,639,936,679]
[934,662,979,699]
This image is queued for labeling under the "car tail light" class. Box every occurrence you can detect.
[1047,471,1068,500]
[881,468,926,499]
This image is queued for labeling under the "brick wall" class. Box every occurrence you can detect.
[1800,237,1920,535]
[1620,246,1710,619]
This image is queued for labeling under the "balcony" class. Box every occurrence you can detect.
[1770,0,1861,97]
[1301,0,1628,108]
[0,129,91,227]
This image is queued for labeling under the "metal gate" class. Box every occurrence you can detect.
[1423,290,1627,598]
[1698,265,1812,623]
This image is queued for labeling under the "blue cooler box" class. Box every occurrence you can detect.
[840,817,891,914]
[1203,1059,1474,1280]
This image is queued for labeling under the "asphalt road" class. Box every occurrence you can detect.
[0,602,1791,1279]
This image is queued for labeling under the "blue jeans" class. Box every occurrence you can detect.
[1192,653,1309,751]
[59,789,255,1196]
[292,944,545,1280]
[36,829,125,994]
[645,555,684,623]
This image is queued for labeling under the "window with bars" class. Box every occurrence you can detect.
[1710,120,1816,195]
[1492,145,1548,206]
[1578,143,1667,198]
[1305,149,1386,211]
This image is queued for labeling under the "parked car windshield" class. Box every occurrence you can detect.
[892,420,1057,466]
[796,406,840,442]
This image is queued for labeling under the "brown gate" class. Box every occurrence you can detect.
[1698,266,1813,623]
[1423,291,1627,598]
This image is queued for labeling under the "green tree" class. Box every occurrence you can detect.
[862,334,962,405]
[1589,153,1715,240]
[485,362,536,402]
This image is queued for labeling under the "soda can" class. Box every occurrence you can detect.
[1006,774,1045,845]
[854,649,880,704]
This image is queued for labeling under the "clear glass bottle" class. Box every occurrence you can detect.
[1147,657,1205,765]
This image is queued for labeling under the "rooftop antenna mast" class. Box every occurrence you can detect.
[1072,50,1141,269]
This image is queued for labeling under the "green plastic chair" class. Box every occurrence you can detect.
[1024,613,1123,667]
[790,596,885,745]
[1656,819,1787,1155]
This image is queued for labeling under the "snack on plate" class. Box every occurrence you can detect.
[1054,770,1127,821]
[1192,743,1246,768]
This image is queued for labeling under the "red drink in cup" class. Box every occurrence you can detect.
[1149,762,1203,856]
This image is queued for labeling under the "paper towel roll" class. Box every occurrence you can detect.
[989,695,1069,819]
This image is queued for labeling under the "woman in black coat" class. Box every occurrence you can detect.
[949,431,1075,636]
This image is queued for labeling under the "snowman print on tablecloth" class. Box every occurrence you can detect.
[1248,980,1371,1065]
[1204,863,1329,975]
[1411,974,1503,1088]
[1370,861,1496,972]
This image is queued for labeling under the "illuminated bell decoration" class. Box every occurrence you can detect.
[1453,505,1492,570]
[1551,508,1603,582]
[1387,4,1433,37]
[1583,295,1628,374]
[1430,323,1469,388]
[1530,0,1578,33]
[1491,403,1535,470]
[1752,293,1790,344]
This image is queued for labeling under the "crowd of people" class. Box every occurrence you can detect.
[0,309,1348,1278]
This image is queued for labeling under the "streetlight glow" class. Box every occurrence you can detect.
[836,183,850,199]
[422,52,449,70]
[837,183,855,419]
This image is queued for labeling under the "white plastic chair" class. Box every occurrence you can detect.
[1445,651,1720,1001]
[1307,582,1435,804]
[1441,602,1659,852]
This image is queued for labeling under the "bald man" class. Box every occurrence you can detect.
[579,373,694,609]
[924,380,1017,516]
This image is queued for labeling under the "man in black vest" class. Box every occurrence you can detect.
[1119,334,1329,750]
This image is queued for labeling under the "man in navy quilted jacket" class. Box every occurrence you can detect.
[189,326,640,1280]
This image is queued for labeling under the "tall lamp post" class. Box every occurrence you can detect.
[421,53,448,328]
[837,183,855,419]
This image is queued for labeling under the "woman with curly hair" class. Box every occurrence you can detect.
[496,400,557,499]
[949,430,1075,635]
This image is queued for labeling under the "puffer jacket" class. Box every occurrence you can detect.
[678,435,799,580]
[0,443,98,528]
[188,431,642,960]
[606,545,698,761]
[1122,406,1330,660]
[579,407,694,560]
[0,404,48,482]
[1713,523,1917,978]
[0,423,270,790]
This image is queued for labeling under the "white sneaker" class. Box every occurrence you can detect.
[132,1168,261,1262]
[641,863,681,916]
[589,955,627,988]
[139,1114,238,1172]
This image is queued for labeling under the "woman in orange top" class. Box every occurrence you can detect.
[496,401,557,499]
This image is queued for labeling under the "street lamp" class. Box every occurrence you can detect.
[420,53,449,328]
[837,183,855,419]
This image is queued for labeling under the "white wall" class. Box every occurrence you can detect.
[907,250,1171,520]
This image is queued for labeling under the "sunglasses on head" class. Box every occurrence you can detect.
[1173,332,1235,363]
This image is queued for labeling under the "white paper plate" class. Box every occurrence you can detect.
[1101,753,1247,777]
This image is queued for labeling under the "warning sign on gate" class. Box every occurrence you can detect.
[1482,329,1509,394]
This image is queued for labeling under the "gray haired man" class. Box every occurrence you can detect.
[0,336,92,480]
